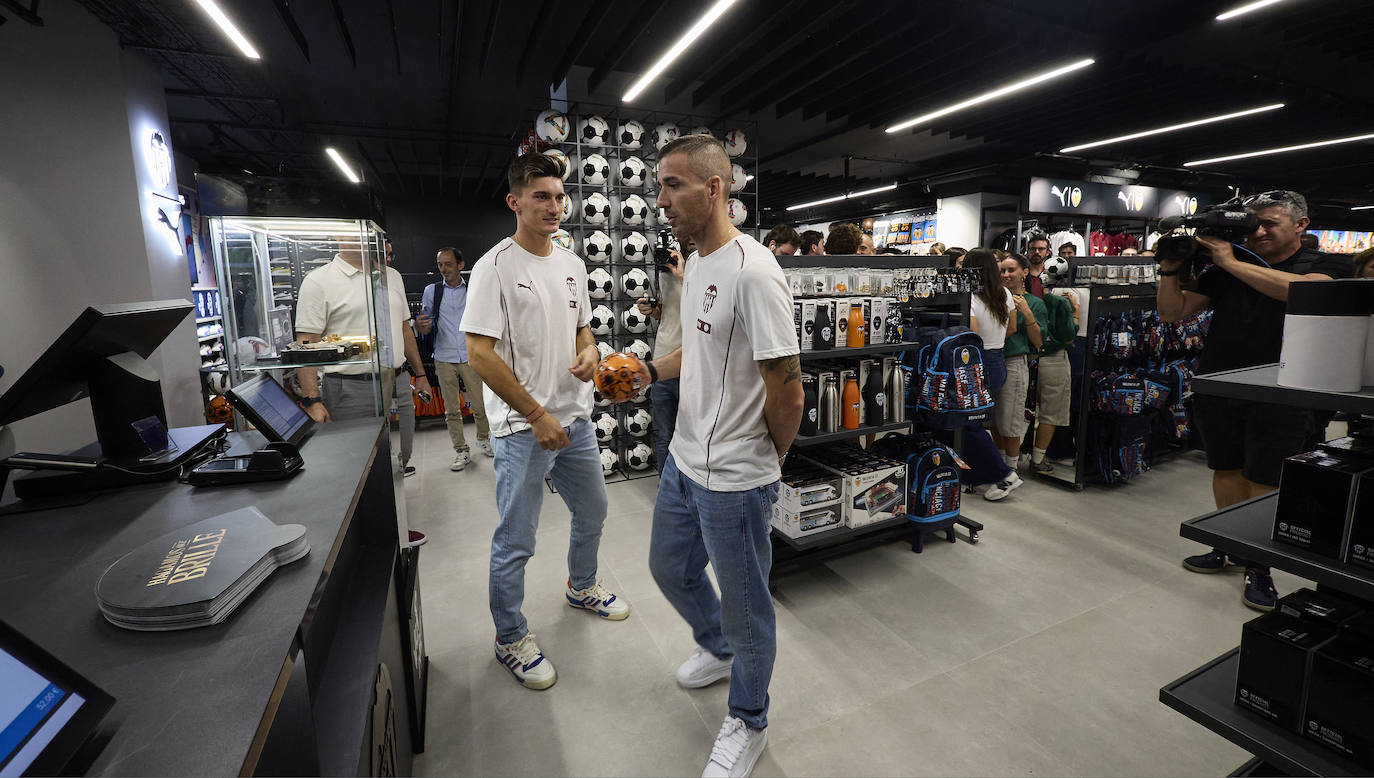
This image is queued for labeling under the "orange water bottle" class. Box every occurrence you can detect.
[847,304,866,347]
[842,376,861,429]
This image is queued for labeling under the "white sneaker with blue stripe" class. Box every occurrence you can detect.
[494,633,557,690]
[566,580,630,620]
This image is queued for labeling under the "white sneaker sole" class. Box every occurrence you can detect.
[679,661,732,689]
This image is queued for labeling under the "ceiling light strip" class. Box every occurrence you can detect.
[1184,132,1374,167]
[1216,0,1289,21]
[192,0,261,59]
[786,182,897,211]
[1352,206,1374,211]
[325,148,361,183]
[1059,103,1285,153]
[622,0,739,103]
[886,58,1095,134]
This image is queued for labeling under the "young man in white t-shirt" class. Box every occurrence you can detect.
[630,135,803,778]
[460,153,629,692]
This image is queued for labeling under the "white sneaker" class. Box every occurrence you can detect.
[479,439,494,457]
[702,716,767,778]
[984,471,1024,501]
[566,580,630,620]
[494,633,557,690]
[451,450,470,471]
[676,646,732,689]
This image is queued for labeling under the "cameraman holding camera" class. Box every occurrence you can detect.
[1158,190,1353,611]
[637,235,693,474]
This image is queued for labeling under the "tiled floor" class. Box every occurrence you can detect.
[403,423,1291,777]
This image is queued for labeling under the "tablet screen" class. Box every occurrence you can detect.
[0,625,110,778]
[229,375,311,444]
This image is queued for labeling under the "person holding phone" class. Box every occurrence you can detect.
[416,246,492,471]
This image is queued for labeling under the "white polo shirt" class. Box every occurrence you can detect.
[295,256,410,374]
[670,234,798,491]
[460,238,593,436]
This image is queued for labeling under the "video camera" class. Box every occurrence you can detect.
[1154,198,1260,279]
[652,228,679,269]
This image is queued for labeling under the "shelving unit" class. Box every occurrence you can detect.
[793,420,914,446]
[1163,364,1374,775]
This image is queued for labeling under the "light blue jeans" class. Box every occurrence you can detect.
[489,417,607,644]
[649,454,780,730]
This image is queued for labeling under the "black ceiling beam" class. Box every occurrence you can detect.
[354,140,388,194]
[456,149,470,196]
[124,44,237,59]
[386,0,402,73]
[659,0,809,105]
[329,0,357,68]
[515,0,556,86]
[478,0,502,75]
[548,1,614,89]
[208,125,273,173]
[165,89,279,105]
[0,0,42,26]
[270,0,310,62]
[586,0,670,96]
[385,141,410,197]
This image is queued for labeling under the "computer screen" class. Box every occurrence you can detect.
[227,375,312,445]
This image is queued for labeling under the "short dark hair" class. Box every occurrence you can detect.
[825,223,862,255]
[1300,233,1318,249]
[1027,233,1050,249]
[764,224,801,248]
[507,152,565,194]
[876,246,904,255]
[800,230,824,253]
[657,133,731,185]
[437,246,463,263]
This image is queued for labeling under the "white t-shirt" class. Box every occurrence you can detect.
[460,238,593,436]
[654,272,683,354]
[969,287,1013,350]
[296,255,408,375]
[670,234,798,491]
[384,265,411,369]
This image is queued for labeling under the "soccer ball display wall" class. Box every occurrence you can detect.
[522,104,759,478]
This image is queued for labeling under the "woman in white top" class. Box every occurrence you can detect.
[964,248,1023,501]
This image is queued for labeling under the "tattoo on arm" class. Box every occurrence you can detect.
[764,355,801,384]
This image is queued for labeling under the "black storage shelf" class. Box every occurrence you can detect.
[800,343,908,361]
[1179,493,1374,602]
[793,420,912,446]
[1192,363,1374,416]
[774,516,909,551]
[1159,649,1364,777]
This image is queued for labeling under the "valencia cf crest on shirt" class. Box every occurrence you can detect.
[703,284,718,313]
[566,276,578,308]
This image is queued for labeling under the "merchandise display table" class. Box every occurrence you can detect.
[0,419,420,776]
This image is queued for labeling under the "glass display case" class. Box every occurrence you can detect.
[197,174,393,418]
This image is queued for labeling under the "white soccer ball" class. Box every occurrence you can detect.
[622,307,648,333]
[588,268,614,300]
[730,163,748,193]
[625,442,654,470]
[599,447,618,474]
[621,267,651,298]
[585,230,614,263]
[593,412,618,443]
[583,191,611,224]
[578,115,610,146]
[581,153,610,186]
[596,341,614,360]
[619,156,648,188]
[536,109,570,143]
[617,120,645,150]
[543,149,571,180]
[651,123,679,151]
[561,192,576,222]
[627,339,652,362]
[620,194,650,226]
[723,128,747,157]
[595,389,612,408]
[552,229,574,252]
[686,126,711,138]
[626,408,653,437]
[590,305,616,335]
[622,232,650,262]
[727,197,748,227]
[1043,256,1070,285]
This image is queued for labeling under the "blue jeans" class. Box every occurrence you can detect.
[649,454,779,730]
[489,417,607,644]
[650,378,681,475]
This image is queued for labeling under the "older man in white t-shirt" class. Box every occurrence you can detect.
[631,135,803,778]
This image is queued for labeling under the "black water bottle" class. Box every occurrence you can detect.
[862,366,885,425]
[800,374,819,436]
[813,303,833,351]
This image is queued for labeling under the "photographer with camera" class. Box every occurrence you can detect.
[637,233,694,474]
[1159,190,1353,611]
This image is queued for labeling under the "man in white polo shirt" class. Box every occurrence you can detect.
[633,134,803,778]
[461,152,628,692]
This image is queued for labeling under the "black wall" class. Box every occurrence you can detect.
[384,195,511,284]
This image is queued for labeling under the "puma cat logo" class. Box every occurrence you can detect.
[516,283,533,292]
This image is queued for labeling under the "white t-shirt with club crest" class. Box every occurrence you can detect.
[670,234,798,491]
[460,238,593,436]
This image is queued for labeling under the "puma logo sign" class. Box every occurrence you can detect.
[516,283,533,293]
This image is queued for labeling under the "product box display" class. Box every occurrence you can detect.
[1277,588,1365,628]
[1344,469,1374,572]
[1235,612,1337,732]
[1274,449,1374,559]
[1302,634,1374,766]
[772,460,845,539]
[802,446,907,528]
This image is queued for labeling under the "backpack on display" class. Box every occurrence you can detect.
[908,323,994,430]
[907,442,961,523]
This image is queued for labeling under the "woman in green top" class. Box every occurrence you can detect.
[994,254,1047,471]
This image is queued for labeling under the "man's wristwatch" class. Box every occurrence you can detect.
[301,396,323,407]
[645,361,659,384]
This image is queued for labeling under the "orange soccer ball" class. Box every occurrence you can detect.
[594,352,644,403]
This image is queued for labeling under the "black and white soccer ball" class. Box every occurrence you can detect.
[723,128,747,157]
[621,267,651,298]
[727,198,748,227]
[730,163,748,193]
[588,268,614,300]
[543,149,571,180]
[596,341,614,360]
[624,442,653,470]
[622,232,650,262]
[536,109,570,143]
[581,154,611,186]
[593,412,618,443]
[622,307,648,333]
[595,389,612,408]
[590,305,615,335]
[617,119,645,150]
[626,408,653,437]
[585,230,614,263]
[651,122,679,151]
[619,156,648,188]
[578,115,610,146]
[599,447,618,474]
[620,194,650,226]
[583,191,611,224]
[1043,256,1070,285]
[627,339,651,362]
